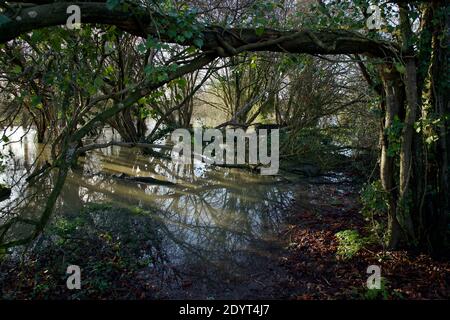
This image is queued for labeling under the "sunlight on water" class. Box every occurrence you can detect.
[1,126,294,292]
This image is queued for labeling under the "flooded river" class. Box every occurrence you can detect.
[0,127,295,298]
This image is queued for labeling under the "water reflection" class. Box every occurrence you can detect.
[1,127,294,297]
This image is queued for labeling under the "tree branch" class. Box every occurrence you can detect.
[0,2,399,59]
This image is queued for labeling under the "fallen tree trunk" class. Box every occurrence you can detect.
[0,2,398,59]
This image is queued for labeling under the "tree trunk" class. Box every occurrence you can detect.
[36,113,47,143]
[380,67,403,249]
[422,0,450,251]
[397,57,419,244]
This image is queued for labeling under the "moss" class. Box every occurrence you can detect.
[335,229,366,260]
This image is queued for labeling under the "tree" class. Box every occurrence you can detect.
[0,0,448,252]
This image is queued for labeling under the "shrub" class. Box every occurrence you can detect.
[360,180,389,245]
[335,229,366,260]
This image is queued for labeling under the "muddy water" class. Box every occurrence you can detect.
[0,127,295,298]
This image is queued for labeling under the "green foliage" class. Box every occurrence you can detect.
[335,230,366,260]
[31,95,43,109]
[144,64,179,83]
[415,113,449,145]
[245,0,285,29]
[82,202,113,213]
[9,202,164,298]
[362,277,389,300]
[11,65,22,75]
[303,0,366,31]
[361,180,388,218]
[130,206,146,216]
[52,216,87,240]
[32,283,52,299]
[280,128,345,170]
[360,278,404,300]
[360,180,389,244]
[152,4,204,46]
[394,62,406,75]
[0,247,7,262]
[386,116,404,157]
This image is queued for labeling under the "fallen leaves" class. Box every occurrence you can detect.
[280,175,450,300]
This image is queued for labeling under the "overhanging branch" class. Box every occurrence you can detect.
[0,1,399,59]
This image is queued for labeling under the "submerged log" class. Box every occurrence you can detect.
[281,162,321,177]
[112,173,175,186]
[212,162,260,172]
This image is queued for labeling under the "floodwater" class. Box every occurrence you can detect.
[0,127,295,299]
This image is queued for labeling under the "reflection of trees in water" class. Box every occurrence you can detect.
[2,142,292,278]
[0,136,56,245]
[57,146,293,271]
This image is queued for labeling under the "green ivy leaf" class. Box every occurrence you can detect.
[167,29,177,38]
[94,76,104,89]
[144,65,154,76]
[177,78,187,89]
[12,65,22,74]
[30,95,43,109]
[137,43,146,54]
[183,31,194,39]
[175,35,185,43]
[255,26,265,36]
[157,72,168,82]
[394,62,406,75]
[193,38,204,48]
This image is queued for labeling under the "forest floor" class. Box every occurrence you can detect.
[280,171,450,299]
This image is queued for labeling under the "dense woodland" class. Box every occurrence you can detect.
[0,0,449,299]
